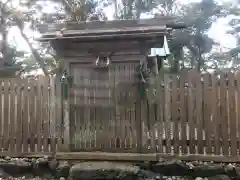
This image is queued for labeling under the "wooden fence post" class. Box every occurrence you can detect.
[59,63,70,152]
[55,73,66,152]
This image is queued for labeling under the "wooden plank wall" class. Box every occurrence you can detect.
[0,76,61,154]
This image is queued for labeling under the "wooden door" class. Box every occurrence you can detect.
[69,62,141,152]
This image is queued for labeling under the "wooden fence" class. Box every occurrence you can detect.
[0,76,62,154]
[69,69,240,156]
[140,70,240,155]
[1,69,240,158]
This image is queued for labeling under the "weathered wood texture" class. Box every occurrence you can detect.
[69,68,240,156]
[36,17,181,34]
[0,77,63,153]
[1,69,240,158]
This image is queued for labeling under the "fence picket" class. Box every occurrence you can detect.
[9,79,16,152]
[42,77,49,152]
[50,77,56,152]
[3,80,9,151]
[22,80,29,152]
[0,80,2,151]
[187,71,195,154]
[156,76,163,153]
[164,75,171,154]
[220,72,229,155]
[228,72,237,155]
[203,74,212,154]
[37,77,43,152]
[172,75,179,154]
[236,72,240,154]
[16,80,23,152]
[180,71,187,154]
[195,72,203,154]
[29,80,36,152]
[211,73,220,155]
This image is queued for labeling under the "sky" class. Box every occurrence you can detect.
[7,0,238,53]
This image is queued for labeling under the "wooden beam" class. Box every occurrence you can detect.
[56,152,157,161]
[37,32,168,42]
[55,152,240,163]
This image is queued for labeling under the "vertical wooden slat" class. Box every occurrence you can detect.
[123,65,129,150]
[228,72,237,155]
[50,77,56,152]
[22,80,29,152]
[148,101,155,152]
[89,71,93,149]
[131,64,137,151]
[92,69,97,149]
[236,72,240,153]
[16,80,22,152]
[109,66,115,149]
[172,75,179,154]
[140,98,148,152]
[131,105,136,151]
[115,65,121,150]
[127,64,132,150]
[9,79,16,152]
[95,68,101,150]
[74,69,81,149]
[211,73,220,155]
[42,77,49,152]
[195,72,204,154]
[0,80,3,151]
[180,71,187,154]
[55,73,63,151]
[29,80,36,152]
[135,91,142,152]
[36,78,43,152]
[82,68,87,149]
[220,72,229,155]
[62,63,71,151]
[84,69,91,149]
[156,75,163,153]
[3,80,9,151]
[204,74,212,154]
[187,71,195,154]
[90,69,96,153]
[119,66,126,150]
[103,70,110,150]
[164,75,171,154]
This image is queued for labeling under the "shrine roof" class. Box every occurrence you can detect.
[36,17,186,42]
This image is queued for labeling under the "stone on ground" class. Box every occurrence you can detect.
[69,161,158,180]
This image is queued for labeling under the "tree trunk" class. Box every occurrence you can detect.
[17,26,49,76]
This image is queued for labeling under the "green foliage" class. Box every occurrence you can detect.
[115,0,227,72]
[0,0,238,77]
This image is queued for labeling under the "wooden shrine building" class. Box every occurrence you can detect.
[37,18,185,153]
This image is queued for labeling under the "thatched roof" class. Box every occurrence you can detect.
[36,17,185,42]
